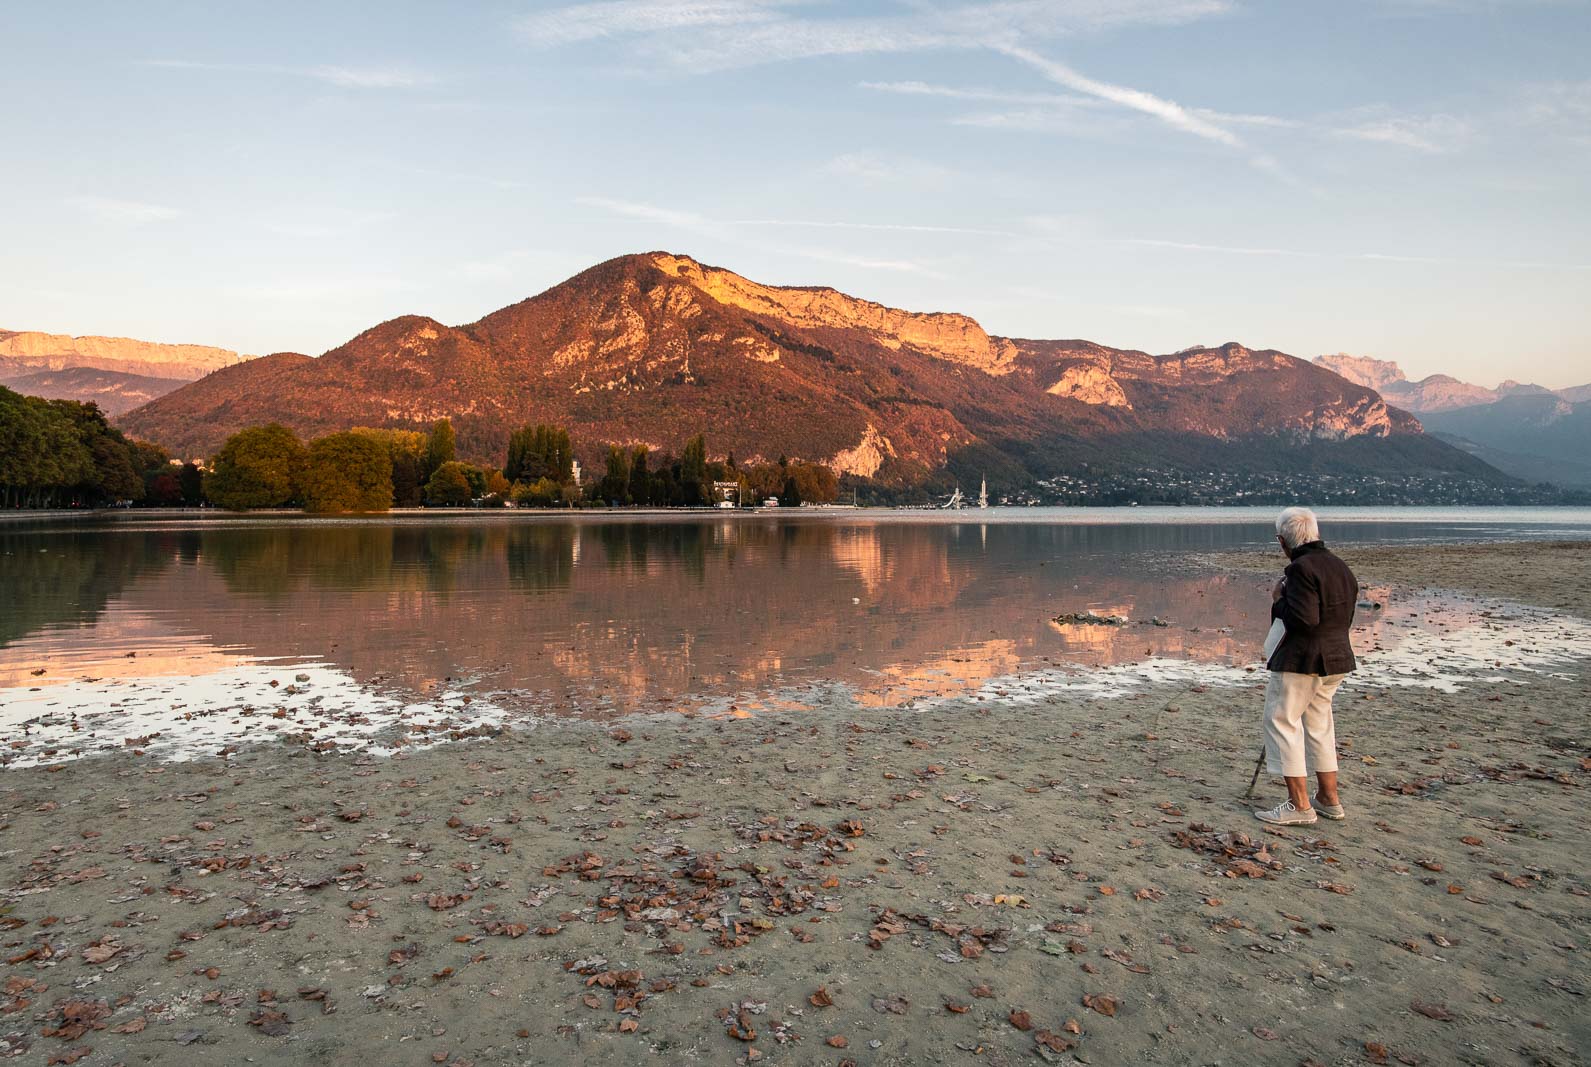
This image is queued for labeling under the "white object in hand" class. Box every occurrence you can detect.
[1263,618,1286,660]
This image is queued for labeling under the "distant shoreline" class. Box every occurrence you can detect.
[5,503,1591,528]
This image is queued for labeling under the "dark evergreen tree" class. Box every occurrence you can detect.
[424,418,456,480]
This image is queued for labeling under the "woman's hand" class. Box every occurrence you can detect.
[1271,578,1285,602]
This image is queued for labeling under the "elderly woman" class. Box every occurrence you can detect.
[1255,507,1360,825]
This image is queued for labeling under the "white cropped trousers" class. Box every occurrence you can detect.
[1263,670,1347,777]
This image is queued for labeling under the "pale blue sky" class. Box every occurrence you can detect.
[3,1,1588,386]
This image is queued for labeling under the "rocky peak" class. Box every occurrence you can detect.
[647,252,1019,374]
[1313,353,1408,391]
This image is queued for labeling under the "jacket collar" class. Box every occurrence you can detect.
[1289,539,1327,561]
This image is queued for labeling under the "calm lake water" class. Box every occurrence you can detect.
[3,507,1590,763]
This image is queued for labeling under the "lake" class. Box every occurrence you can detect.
[4,506,1591,764]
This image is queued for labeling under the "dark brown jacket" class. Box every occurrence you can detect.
[1267,541,1358,675]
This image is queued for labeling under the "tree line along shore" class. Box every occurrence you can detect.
[0,385,839,512]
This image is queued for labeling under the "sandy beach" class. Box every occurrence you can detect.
[1,539,1587,1066]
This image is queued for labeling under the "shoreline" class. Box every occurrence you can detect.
[0,540,1586,1065]
[4,503,1591,527]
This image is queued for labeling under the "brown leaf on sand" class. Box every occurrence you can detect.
[1365,1041,1391,1064]
[1410,1001,1453,1021]
[809,987,834,1008]
[110,1017,147,1034]
[944,1000,970,1014]
[81,941,121,965]
[1035,1030,1076,1053]
[426,893,471,911]
[46,1050,92,1067]
[1101,948,1149,974]
[1252,1026,1279,1040]
[1459,836,1483,847]
[970,983,994,998]
[618,1018,638,1033]
[826,1035,849,1048]
[1081,993,1118,1017]
[1315,881,1354,895]
[1009,1009,1034,1031]
[248,1008,291,1036]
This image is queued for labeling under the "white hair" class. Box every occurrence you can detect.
[1275,507,1321,551]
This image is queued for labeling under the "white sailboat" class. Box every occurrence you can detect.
[978,477,989,509]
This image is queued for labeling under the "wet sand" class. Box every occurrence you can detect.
[1,540,1587,1066]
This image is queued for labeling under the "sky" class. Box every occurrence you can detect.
[2,1,1588,388]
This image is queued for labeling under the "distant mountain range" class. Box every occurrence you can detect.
[0,330,251,415]
[1,253,1558,495]
[1315,354,1591,487]
[109,252,1505,494]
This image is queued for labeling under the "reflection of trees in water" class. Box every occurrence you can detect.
[506,524,577,592]
[0,529,174,646]
[3,517,1287,708]
[206,526,398,597]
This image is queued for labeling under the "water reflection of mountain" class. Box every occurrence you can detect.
[0,529,175,646]
[11,520,1282,711]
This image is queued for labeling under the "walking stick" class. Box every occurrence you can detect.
[1243,746,1266,800]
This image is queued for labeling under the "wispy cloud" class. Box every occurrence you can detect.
[819,151,958,188]
[67,196,182,225]
[1517,78,1591,143]
[516,0,799,46]
[993,44,1242,148]
[1331,113,1471,153]
[142,59,433,89]
[859,79,1085,107]
[576,196,706,229]
[515,0,1233,72]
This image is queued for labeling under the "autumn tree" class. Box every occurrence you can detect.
[203,423,307,510]
[424,460,474,506]
[301,432,394,513]
[352,427,426,507]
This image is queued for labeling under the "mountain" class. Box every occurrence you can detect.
[1313,353,1583,414]
[1314,354,1591,487]
[0,365,186,416]
[120,252,1502,489]
[1423,395,1591,488]
[0,330,249,381]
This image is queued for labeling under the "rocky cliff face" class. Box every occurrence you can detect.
[118,251,1489,483]
[0,331,249,381]
[1314,353,1407,392]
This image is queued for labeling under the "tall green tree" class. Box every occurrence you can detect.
[679,434,709,506]
[178,462,205,506]
[599,444,631,505]
[301,432,394,513]
[424,418,456,480]
[505,424,574,484]
[627,446,650,506]
[204,423,307,510]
